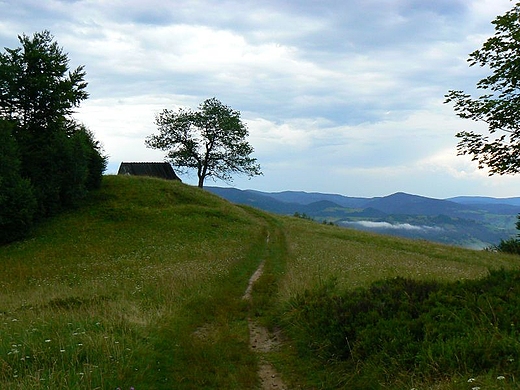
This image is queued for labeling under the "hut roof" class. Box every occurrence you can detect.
[117,162,181,181]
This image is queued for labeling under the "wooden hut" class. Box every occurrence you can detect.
[117,162,181,181]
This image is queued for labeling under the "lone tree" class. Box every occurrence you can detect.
[146,98,261,188]
[445,2,520,175]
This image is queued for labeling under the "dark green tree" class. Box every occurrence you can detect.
[0,120,37,243]
[0,31,106,219]
[445,2,520,175]
[145,98,261,188]
[0,30,88,129]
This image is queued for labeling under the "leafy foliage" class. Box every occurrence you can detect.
[283,269,520,387]
[0,119,37,243]
[0,31,88,128]
[146,97,261,187]
[493,237,520,255]
[0,31,106,242]
[445,2,520,175]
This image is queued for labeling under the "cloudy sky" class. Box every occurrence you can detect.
[1,0,519,198]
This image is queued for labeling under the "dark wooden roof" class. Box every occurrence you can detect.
[117,162,181,181]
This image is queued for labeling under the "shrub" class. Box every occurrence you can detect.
[282,269,520,386]
[492,237,520,255]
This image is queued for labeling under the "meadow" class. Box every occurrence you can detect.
[1,175,519,389]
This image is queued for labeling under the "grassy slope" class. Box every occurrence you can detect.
[268,219,520,389]
[1,175,519,389]
[0,176,272,389]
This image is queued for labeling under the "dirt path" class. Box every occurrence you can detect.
[242,233,287,390]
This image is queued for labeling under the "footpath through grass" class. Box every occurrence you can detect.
[0,175,279,389]
[2,175,520,389]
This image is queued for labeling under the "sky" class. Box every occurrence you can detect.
[1,0,519,199]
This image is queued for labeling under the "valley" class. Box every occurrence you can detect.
[207,187,520,248]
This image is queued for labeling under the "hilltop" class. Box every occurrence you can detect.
[1,175,520,389]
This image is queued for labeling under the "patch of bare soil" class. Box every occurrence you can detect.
[248,319,287,389]
[243,238,288,390]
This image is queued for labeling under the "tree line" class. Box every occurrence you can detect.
[0,31,107,243]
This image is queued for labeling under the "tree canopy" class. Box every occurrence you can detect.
[146,98,261,188]
[445,2,520,175]
[0,31,106,243]
[0,30,88,129]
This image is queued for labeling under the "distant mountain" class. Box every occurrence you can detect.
[205,187,297,214]
[250,190,368,208]
[448,196,520,215]
[363,192,467,216]
[448,196,520,206]
[205,187,520,249]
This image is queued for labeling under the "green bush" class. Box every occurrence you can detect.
[490,214,520,255]
[492,237,520,255]
[282,269,520,386]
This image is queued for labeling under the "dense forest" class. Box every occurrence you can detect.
[0,31,106,243]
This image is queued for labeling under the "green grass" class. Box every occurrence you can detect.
[278,217,517,295]
[0,176,269,389]
[264,218,520,389]
[1,175,520,389]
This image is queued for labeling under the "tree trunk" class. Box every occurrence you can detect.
[198,175,204,188]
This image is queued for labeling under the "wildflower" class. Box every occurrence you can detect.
[472,387,480,390]
[468,378,476,383]
[497,375,505,380]
[44,339,51,343]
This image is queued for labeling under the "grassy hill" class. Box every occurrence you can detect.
[1,175,520,389]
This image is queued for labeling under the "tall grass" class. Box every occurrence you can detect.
[263,217,520,389]
[2,175,520,389]
[0,175,268,389]
[277,217,518,300]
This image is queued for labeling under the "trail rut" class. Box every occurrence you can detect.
[242,233,287,390]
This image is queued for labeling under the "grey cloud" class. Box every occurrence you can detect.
[1,0,518,197]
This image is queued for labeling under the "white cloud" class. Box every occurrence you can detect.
[343,221,444,232]
[1,0,518,197]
